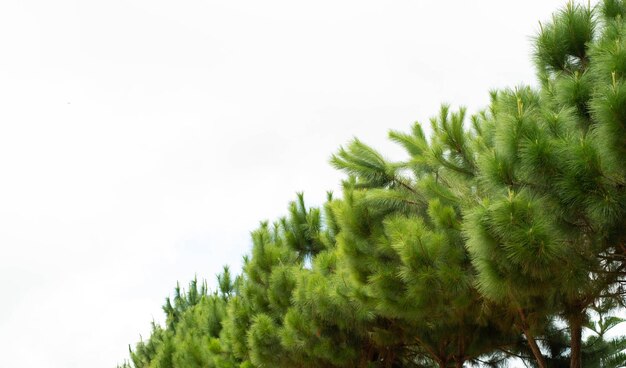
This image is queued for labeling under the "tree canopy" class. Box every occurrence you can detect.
[118,1,626,367]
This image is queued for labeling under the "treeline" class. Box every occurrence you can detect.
[119,1,626,367]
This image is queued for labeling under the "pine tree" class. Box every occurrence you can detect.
[467,2,626,367]
[279,193,380,367]
[330,106,518,367]
[118,2,626,367]
[221,195,336,368]
[126,271,237,368]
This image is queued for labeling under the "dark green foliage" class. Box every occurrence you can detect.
[582,301,626,367]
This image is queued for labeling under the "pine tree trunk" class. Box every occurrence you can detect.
[359,344,374,368]
[455,333,465,368]
[569,315,583,368]
[383,349,395,368]
[517,308,547,368]
[522,328,547,368]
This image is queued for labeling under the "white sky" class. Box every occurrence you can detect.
[0,1,585,367]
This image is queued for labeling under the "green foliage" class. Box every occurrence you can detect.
[120,1,626,367]
[534,1,594,77]
[127,272,238,368]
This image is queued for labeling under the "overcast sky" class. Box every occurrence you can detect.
[0,1,585,367]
